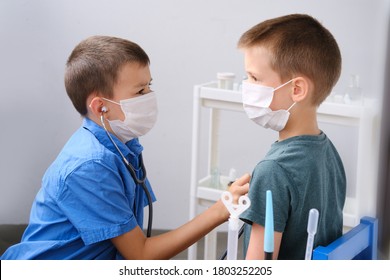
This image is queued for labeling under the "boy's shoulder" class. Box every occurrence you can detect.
[268,132,335,156]
[255,132,340,173]
[61,125,108,161]
[45,124,115,180]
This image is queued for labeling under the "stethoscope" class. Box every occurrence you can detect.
[100,107,153,237]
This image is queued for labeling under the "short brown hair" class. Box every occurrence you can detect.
[238,14,341,105]
[65,35,150,115]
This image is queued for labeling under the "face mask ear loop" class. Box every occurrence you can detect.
[287,102,297,112]
[274,79,295,92]
[101,97,121,106]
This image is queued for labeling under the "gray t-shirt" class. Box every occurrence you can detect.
[241,132,346,260]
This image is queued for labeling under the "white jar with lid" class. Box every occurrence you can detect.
[217,72,235,90]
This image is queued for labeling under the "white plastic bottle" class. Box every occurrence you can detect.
[217,72,235,90]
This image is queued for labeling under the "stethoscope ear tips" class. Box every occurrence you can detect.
[101,106,108,113]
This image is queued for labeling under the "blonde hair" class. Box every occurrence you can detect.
[238,14,341,105]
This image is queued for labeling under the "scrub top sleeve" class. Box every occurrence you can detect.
[240,160,292,232]
[57,160,138,245]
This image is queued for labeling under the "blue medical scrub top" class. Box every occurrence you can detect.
[1,118,156,260]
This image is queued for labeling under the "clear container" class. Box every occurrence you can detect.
[344,74,363,105]
[210,167,222,189]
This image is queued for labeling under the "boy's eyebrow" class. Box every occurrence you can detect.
[246,71,257,77]
[137,78,153,87]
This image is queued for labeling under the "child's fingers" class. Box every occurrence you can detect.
[238,182,249,195]
[231,173,250,197]
[232,173,251,186]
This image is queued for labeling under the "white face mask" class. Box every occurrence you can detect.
[102,92,158,143]
[242,80,296,131]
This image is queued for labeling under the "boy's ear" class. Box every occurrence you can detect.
[291,77,309,102]
[88,95,106,118]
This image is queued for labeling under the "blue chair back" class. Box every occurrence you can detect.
[312,216,378,260]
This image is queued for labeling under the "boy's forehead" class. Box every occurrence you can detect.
[244,46,273,74]
[117,62,152,86]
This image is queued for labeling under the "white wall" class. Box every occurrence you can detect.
[0,0,389,230]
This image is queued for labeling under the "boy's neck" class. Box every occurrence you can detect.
[278,107,320,142]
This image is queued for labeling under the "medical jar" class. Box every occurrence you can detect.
[217,72,235,90]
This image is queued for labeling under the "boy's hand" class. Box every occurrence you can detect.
[227,173,250,205]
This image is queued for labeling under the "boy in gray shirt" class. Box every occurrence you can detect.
[239,14,346,259]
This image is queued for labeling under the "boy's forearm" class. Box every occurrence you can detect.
[144,200,228,259]
[144,173,250,259]
[113,174,249,260]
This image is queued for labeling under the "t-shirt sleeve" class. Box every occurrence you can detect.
[240,160,293,232]
[57,160,138,245]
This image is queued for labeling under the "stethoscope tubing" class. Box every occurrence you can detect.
[100,114,153,237]
[124,154,153,238]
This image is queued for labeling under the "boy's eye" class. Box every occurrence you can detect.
[249,75,258,82]
[137,82,153,95]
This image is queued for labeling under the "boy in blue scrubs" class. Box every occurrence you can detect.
[238,14,346,259]
[1,36,250,260]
